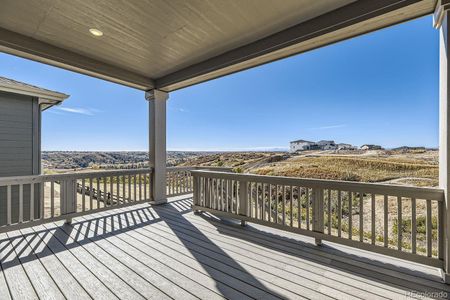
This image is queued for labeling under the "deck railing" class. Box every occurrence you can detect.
[191,170,446,268]
[166,166,233,196]
[0,166,232,233]
[167,167,194,196]
[0,168,152,233]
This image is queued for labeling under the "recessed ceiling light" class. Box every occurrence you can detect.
[89,28,103,37]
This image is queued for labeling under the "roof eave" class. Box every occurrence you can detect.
[0,84,69,102]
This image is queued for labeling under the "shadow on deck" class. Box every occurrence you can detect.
[0,195,449,299]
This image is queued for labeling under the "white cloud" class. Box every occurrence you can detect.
[309,124,347,130]
[167,107,189,113]
[55,107,101,116]
[47,110,64,115]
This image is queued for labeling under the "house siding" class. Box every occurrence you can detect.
[0,91,34,176]
[290,141,315,152]
[0,91,40,225]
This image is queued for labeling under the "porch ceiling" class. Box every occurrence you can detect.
[0,0,436,91]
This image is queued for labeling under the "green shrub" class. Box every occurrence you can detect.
[392,216,437,234]
[234,167,243,173]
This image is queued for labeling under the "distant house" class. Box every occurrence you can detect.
[360,144,383,150]
[289,140,316,152]
[317,140,336,150]
[290,139,359,152]
[337,143,356,150]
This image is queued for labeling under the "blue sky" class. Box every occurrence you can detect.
[0,15,439,151]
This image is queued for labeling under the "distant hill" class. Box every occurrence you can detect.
[42,149,439,187]
[42,151,208,170]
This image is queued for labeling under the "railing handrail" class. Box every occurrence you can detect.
[167,166,193,172]
[167,166,233,172]
[0,168,153,186]
[191,170,445,201]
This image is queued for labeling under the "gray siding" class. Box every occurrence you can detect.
[0,91,33,176]
[0,91,40,224]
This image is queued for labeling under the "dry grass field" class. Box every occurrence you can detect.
[45,149,439,188]
[179,149,439,187]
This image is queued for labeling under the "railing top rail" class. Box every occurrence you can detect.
[191,170,444,201]
[193,166,234,172]
[167,166,194,172]
[167,166,233,172]
[0,168,153,186]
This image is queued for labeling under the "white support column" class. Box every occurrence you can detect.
[436,0,450,282]
[145,89,168,204]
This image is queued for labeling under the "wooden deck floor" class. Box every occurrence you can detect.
[1,195,449,300]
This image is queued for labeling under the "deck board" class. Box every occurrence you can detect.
[148,206,405,299]
[26,225,118,300]
[0,261,11,300]
[0,233,38,299]
[68,218,202,300]
[122,207,342,299]
[18,227,91,299]
[5,230,66,300]
[156,199,450,293]
[74,215,242,300]
[46,222,166,300]
[1,195,449,300]
[87,210,289,299]
[149,203,429,296]
[153,204,434,293]
[141,207,382,299]
[40,222,145,300]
